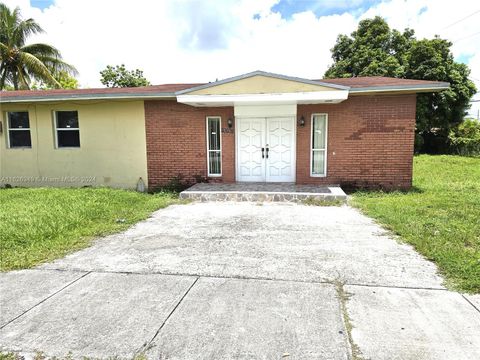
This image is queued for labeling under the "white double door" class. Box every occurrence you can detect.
[236,117,296,182]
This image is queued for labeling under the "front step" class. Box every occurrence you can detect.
[179,183,347,204]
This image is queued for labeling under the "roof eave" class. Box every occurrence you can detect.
[0,92,177,103]
[349,83,450,94]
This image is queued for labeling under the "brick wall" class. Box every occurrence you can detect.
[297,94,416,189]
[144,100,234,189]
[145,94,416,190]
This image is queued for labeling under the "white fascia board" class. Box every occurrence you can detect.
[349,84,450,94]
[175,70,350,95]
[176,91,349,107]
[0,94,176,103]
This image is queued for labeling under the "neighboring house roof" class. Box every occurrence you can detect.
[0,71,449,103]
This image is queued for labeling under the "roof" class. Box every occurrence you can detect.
[318,76,449,92]
[0,73,449,103]
[176,70,350,95]
[0,83,200,102]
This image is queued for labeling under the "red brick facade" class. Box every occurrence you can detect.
[144,100,235,189]
[145,94,416,190]
[297,95,416,189]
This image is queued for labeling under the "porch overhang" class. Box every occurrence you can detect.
[176,90,349,107]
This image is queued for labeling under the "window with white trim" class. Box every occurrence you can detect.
[206,117,222,176]
[311,114,327,176]
[6,111,32,148]
[54,111,80,148]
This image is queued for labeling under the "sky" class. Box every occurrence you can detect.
[3,0,480,117]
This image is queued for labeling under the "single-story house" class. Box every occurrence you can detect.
[0,71,449,190]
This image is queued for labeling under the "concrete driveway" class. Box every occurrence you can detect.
[1,203,479,359]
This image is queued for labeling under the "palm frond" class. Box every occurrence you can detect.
[18,52,60,87]
[0,3,76,90]
[16,65,30,89]
[0,67,8,89]
[13,18,43,47]
[21,43,61,57]
[0,4,16,45]
[0,42,8,53]
[34,55,78,76]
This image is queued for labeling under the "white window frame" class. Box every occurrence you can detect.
[310,113,328,177]
[5,111,32,149]
[206,116,222,177]
[53,110,80,149]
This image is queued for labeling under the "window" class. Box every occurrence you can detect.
[206,117,222,176]
[54,111,80,148]
[311,114,328,176]
[6,111,32,148]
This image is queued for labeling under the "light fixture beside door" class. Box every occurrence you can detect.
[298,115,305,127]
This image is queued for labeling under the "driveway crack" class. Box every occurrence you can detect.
[335,282,364,360]
[462,294,480,314]
[0,271,92,330]
[137,276,200,355]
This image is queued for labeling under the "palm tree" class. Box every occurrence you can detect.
[0,3,77,90]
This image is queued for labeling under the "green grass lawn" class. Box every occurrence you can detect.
[352,155,480,293]
[0,188,178,271]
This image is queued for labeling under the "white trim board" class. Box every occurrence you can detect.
[177,91,348,107]
[234,104,296,117]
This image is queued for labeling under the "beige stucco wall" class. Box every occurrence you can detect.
[0,100,148,189]
[189,75,339,95]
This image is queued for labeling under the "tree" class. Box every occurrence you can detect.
[325,16,477,153]
[31,71,79,90]
[99,64,150,88]
[406,38,475,134]
[325,17,414,79]
[0,3,77,90]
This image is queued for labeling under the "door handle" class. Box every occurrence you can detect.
[261,148,265,158]
[266,147,269,159]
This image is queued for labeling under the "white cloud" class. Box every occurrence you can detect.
[2,0,480,117]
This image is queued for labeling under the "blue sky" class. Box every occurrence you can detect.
[30,0,52,10]
[30,0,384,17]
[27,0,474,67]
[271,0,382,18]
[456,53,474,64]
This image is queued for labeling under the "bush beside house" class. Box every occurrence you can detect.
[448,119,480,156]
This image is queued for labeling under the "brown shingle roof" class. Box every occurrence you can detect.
[0,83,201,100]
[0,76,448,103]
[317,76,447,88]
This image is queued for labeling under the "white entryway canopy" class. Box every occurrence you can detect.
[176,71,349,107]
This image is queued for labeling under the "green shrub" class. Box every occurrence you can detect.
[153,174,189,193]
[448,119,480,156]
[152,174,209,193]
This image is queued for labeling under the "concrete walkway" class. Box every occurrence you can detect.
[1,203,479,359]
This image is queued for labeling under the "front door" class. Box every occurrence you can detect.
[236,117,295,182]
